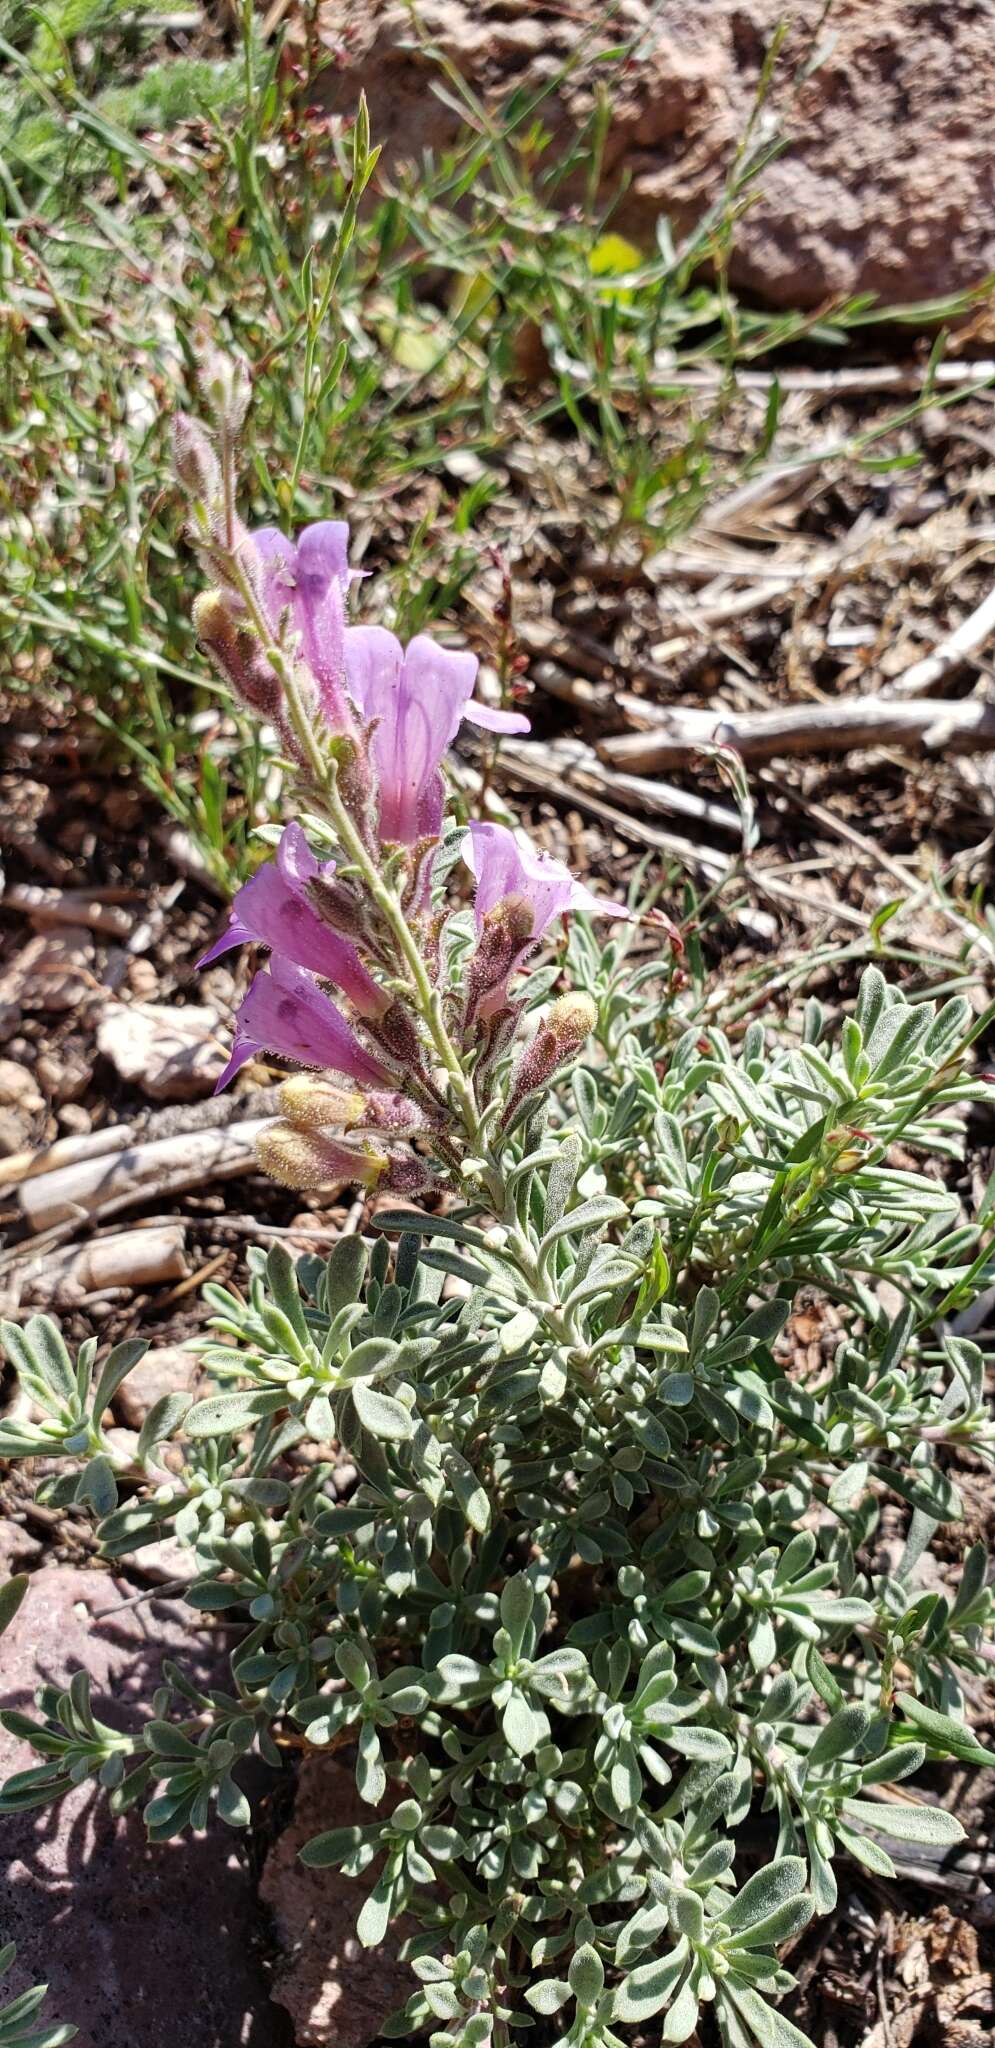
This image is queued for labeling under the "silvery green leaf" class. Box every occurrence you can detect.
[351,1382,412,1441]
[91,1339,148,1419]
[539,1195,628,1261]
[806,1704,873,1769]
[500,1573,534,1654]
[568,1943,604,2010]
[185,1389,287,1437]
[356,1873,393,1946]
[136,1391,191,1460]
[612,1939,688,2021]
[525,1979,571,2016]
[661,1967,699,2042]
[841,1797,965,1845]
[893,1693,992,1766]
[0,1571,28,1643]
[502,1689,544,1758]
[216,1774,250,1828]
[323,1235,368,1317]
[724,1857,807,1931]
[722,1982,814,2048]
[75,1456,117,1517]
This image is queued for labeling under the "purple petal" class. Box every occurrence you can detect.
[294,523,350,723]
[465,821,575,936]
[463,700,531,735]
[200,827,386,1019]
[381,636,478,845]
[215,955,391,1094]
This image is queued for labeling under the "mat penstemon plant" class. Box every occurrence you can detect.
[2,383,995,2048]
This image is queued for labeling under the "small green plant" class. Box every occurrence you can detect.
[2,390,994,2045]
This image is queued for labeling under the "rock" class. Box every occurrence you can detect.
[314,0,995,311]
[96,1002,226,1101]
[0,929,94,1017]
[35,1042,94,1104]
[260,1757,414,2046]
[0,1564,290,2048]
[0,1060,44,1116]
[114,1345,203,1430]
[0,1516,43,1575]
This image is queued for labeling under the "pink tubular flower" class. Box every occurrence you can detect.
[343,627,530,846]
[198,824,387,1020]
[251,522,351,728]
[215,954,393,1093]
[464,820,629,1014]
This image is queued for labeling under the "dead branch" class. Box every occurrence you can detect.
[2,1224,188,1313]
[598,694,995,772]
[881,581,995,698]
[18,1118,274,1232]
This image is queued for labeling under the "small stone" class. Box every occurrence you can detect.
[0,929,95,1015]
[36,1043,94,1103]
[114,1346,202,1430]
[0,1060,44,1115]
[0,1110,29,1156]
[260,1757,414,2046]
[127,957,159,998]
[57,1102,92,1135]
[96,1002,226,1101]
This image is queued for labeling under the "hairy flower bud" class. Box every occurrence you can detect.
[465,896,536,1022]
[192,591,284,725]
[279,1077,423,1136]
[256,1122,387,1192]
[278,1077,367,1130]
[501,992,597,1129]
[173,412,221,504]
[197,345,251,436]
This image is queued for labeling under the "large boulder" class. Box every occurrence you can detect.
[0,1565,289,2048]
[315,0,995,310]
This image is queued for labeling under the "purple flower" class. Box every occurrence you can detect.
[199,824,387,1020]
[251,522,351,728]
[215,954,393,1093]
[464,821,629,1014]
[344,627,530,847]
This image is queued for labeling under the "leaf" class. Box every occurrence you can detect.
[539,1195,628,1261]
[525,1979,571,2016]
[877,1463,962,1522]
[351,1382,412,1441]
[723,1982,815,2048]
[893,1692,992,1767]
[216,1774,251,1828]
[0,1574,28,1639]
[841,1796,965,1846]
[806,1704,873,1768]
[136,1391,192,1459]
[613,1941,689,2022]
[724,1856,807,1930]
[444,1451,491,1534]
[323,1235,369,1317]
[185,1389,288,1437]
[500,1573,534,1655]
[91,1339,148,1419]
[2,1315,77,1410]
[502,1688,544,1758]
[75,1455,118,1516]
[568,1944,604,2010]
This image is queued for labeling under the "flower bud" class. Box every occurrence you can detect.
[465,896,536,1022]
[278,1077,366,1131]
[501,992,597,1129]
[279,1077,424,1137]
[173,412,221,503]
[256,1122,387,1192]
[197,346,251,436]
[193,590,284,724]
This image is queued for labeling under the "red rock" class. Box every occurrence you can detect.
[315,0,995,312]
[0,1565,290,2048]
[260,1758,414,2046]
